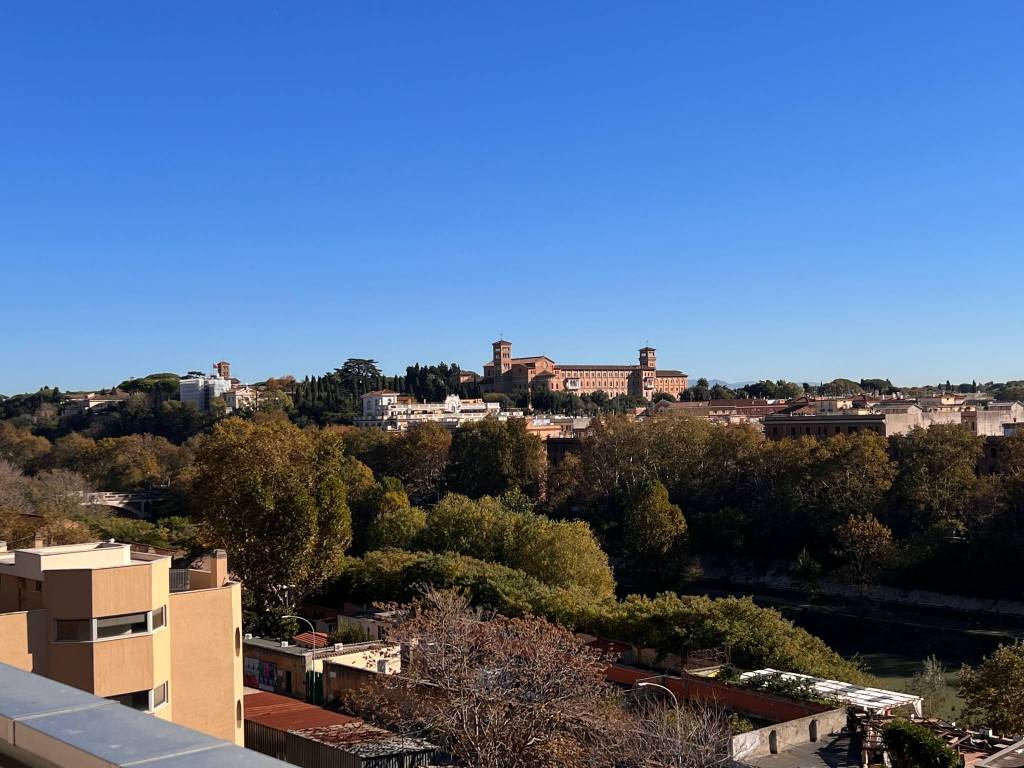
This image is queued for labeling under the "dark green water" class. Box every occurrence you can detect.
[690,582,1024,695]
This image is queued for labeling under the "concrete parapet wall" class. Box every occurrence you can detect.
[730,707,847,763]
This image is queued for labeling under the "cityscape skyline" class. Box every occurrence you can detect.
[4,3,1024,391]
[0,336,1008,396]
[5,6,1024,766]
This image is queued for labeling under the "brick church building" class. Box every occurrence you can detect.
[480,340,688,400]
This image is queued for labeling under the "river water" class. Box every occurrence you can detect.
[688,583,1024,710]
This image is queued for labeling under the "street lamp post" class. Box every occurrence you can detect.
[637,680,682,766]
[283,614,319,703]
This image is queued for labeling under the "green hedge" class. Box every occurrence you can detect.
[882,720,959,768]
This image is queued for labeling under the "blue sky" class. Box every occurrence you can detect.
[2,3,1023,394]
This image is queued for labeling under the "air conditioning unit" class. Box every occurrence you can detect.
[334,643,344,652]
[280,641,289,647]
[244,633,253,640]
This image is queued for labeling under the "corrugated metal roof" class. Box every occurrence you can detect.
[245,692,437,758]
[294,724,435,756]
[245,691,362,730]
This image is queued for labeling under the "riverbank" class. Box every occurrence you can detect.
[682,577,1024,704]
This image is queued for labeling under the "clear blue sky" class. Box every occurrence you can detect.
[3,3,1023,394]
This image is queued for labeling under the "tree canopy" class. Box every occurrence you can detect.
[190,417,354,632]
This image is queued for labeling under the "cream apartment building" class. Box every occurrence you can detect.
[0,541,244,745]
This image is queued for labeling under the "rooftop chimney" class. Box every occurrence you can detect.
[210,549,229,587]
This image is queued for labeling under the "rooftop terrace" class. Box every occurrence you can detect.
[0,541,165,581]
[0,662,289,768]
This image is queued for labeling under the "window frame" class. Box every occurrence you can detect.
[54,618,92,643]
[107,681,170,713]
[53,605,169,643]
[96,612,149,640]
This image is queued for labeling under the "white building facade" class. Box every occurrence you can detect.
[354,391,519,431]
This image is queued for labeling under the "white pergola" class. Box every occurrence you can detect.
[739,668,924,717]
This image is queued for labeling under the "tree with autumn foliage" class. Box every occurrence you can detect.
[959,641,1024,734]
[190,416,354,632]
[833,513,895,591]
[349,589,730,768]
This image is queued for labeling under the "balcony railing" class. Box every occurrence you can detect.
[169,569,190,593]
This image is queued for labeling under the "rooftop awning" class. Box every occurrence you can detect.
[739,668,923,717]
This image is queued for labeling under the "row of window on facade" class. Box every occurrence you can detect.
[54,606,166,642]
[769,425,883,437]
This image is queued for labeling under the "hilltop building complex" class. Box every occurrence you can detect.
[480,340,688,399]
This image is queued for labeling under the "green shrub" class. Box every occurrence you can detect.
[741,672,840,706]
[882,720,959,768]
[329,549,868,682]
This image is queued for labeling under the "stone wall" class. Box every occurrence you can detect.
[730,707,847,764]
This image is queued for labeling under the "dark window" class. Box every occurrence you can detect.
[109,690,150,711]
[285,671,292,693]
[96,612,148,639]
[55,619,91,642]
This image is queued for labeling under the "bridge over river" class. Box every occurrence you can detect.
[79,491,163,519]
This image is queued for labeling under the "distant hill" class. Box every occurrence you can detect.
[703,379,758,389]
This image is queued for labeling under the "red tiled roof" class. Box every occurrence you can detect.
[293,631,330,648]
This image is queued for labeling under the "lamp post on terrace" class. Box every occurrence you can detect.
[283,614,320,704]
[637,679,682,767]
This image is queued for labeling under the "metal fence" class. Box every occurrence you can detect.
[168,569,190,593]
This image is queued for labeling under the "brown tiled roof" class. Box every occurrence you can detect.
[292,631,330,648]
[656,370,687,377]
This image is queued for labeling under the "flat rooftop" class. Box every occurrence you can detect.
[244,636,395,659]
[0,541,166,582]
[244,691,435,758]
[0,662,289,768]
[976,739,1024,768]
[744,734,858,768]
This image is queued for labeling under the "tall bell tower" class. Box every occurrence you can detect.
[493,339,512,376]
[639,347,656,371]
